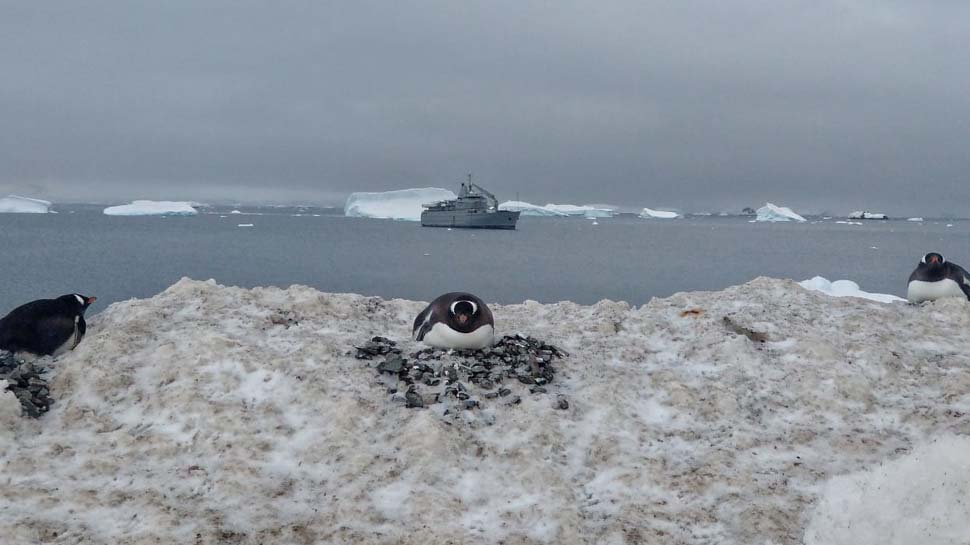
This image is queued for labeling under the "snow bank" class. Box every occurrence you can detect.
[639,207,680,219]
[498,200,569,216]
[543,204,616,218]
[4,278,970,544]
[756,202,806,222]
[103,200,199,216]
[848,211,888,220]
[0,195,52,214]
[799,276,905,304]
[344,188,456,221]
[804,435,970,545]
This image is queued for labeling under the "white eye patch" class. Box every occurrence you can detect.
[922,254,946,264]
[450,300,478,315]
[75,294,85,305]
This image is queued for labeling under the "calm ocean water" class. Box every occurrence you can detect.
[1,206,968,314]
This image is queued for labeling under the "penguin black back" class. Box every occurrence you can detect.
[0,294,97,356]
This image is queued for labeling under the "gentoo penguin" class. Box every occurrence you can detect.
[0,294,97,357]
[907,253,970,303]
[412,292,494,350]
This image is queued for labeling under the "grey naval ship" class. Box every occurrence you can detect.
[421,176,520,229]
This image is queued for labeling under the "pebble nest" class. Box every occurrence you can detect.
[356,335,569,416]
[0,351,52,418]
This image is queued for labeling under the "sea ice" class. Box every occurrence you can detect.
[756,202,806,222]
[498,200,569,216]
[0,195,52,214]
[103,200,199,216]
[2,277,968,544]
[639,207,680,219]
[798,276,905,304]
[344,188,457,221]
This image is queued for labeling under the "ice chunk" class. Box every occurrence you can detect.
[498,201,569,216]
[755,202,806,222]
[0,195,52,214]
[344,188,457,221]
[907,217,924,222]
[639,207,680,219]
[799,276,905,303]
[103,201,199,216]
[804,435,970,545]
[848,211,888,220]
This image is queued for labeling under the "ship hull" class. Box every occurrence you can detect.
[421,210,520,229]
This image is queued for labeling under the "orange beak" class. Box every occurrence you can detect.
[86,296,97,304]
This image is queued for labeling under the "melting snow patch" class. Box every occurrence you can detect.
[798,276,905,303]
[804,434,970,545]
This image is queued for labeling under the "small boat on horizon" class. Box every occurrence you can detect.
[420,175,520,230]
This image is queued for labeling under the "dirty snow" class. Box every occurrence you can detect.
[0,195,52,214]
[103,200,199,216]
[756,203,806,222]
[799,276,906,304]
[344,188,456,221]
[2,278,970,544]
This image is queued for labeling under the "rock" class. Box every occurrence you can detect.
[377,354,405,374]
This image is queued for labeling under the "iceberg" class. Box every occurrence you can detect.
[103,200,199,216]
[2,276,967,543]
[543,204,617,218]
[755,202,806,222]
[498,200,569,217]
[344,188,456,221]
[639,207,680,219]
[799,276,905,304]
[907,217,924,222]
[0,195,52,214]
[848,211,888,220]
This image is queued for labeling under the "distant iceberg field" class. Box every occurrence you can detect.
[345,188,456,221]
[756,202,806,222]
[0,195,52,214]
[103,200,199,216]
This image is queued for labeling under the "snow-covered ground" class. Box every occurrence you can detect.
[103,200,199,216]
[2,278,969,544]
[798,276,906,304]
[344,188,456,221]
[0,195,53,214]
[498,200,570,216]
[848,211,888,220]
[756,203,806,222]
[639,207,680,219]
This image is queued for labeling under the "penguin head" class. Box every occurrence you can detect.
[449,299,479,331]
[921,252,946,268]
[60,294,97,313]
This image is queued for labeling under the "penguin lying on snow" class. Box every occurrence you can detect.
[907,252,970,303]
[0,294,97,357]
[412,292,494,350]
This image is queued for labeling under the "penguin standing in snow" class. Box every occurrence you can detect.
[0,294,97,357]
[907,253,970,303]
[412,292,494,350]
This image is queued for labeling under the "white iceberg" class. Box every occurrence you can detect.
[799,276,905,304]
[848,211,888,220]
[498,200,569,217]
[103,200,199,216]
[543,204,617,218]
[0,195,52,214]
[756,202,806,222]
[639,207,680,219]
[344,188,456,221]
[907,217,924,222]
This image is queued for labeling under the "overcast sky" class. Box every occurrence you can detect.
[1,1,968,214]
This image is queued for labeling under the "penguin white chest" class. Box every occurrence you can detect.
[907,279,965,303]
[421,323,494,350]
[51,316,80,357]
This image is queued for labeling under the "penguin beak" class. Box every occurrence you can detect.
[86,296,97,305]
[457,313,469,325]
[928,255,940,264]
